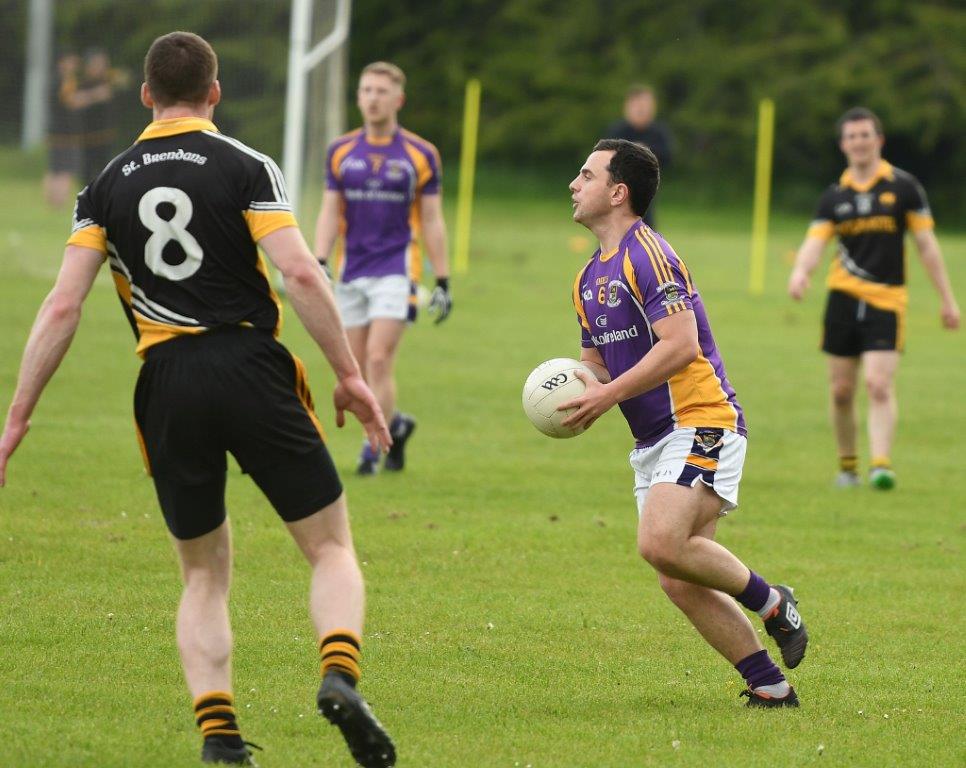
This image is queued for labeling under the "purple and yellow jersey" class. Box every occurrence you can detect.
[325,127,441,283]
[572,221,746,448]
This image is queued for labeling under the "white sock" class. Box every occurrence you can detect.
[753,680,791,698]
[756,587,781,618]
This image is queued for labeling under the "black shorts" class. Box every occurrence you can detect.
[134,328,343,539]
[822,290,904,356]
[48,139,80,174]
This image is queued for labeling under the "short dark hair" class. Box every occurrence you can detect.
[144,32,217,107]
[625,83,654,99]
[593,139,660,217]
[836,107,883,138]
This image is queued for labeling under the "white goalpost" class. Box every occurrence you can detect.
[283,0,352,217]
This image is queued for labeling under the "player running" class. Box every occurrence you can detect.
[561,139,807,707]
[313,61,452,475]
[0,32,396,767]
[789,107,959,489]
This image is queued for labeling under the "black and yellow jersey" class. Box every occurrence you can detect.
[68,117,297,357]
[806,160,933,313]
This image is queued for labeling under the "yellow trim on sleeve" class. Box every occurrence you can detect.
[572,265,591,331]
[67,225,108,254]
[244,210,298,242]
[906,211,934,232]
[807,220,835,242]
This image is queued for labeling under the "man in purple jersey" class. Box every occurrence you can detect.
[559,139,807,707]
[314,61,452,475]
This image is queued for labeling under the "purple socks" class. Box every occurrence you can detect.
[735,570,772,613]
[735,649,786,690]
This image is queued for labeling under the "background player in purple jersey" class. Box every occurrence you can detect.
[313,61,452,475]
[788,107,960,490]
[558,139,808,707]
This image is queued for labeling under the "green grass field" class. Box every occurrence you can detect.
[0,162,964,767]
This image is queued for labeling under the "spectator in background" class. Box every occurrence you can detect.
[43,52,82,208]
[605,85,674,229]
[77,48,130,183]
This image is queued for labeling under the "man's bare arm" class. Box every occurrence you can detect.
[913,228,960,330]
[788,236,828,300]
[0,246,104,485]
[258,226,391,448]
[312,190,342,264]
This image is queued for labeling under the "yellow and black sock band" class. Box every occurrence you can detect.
[839,455,858,473]
[320,629,362,685]
[871,456,891,470]
[194,690,244,748]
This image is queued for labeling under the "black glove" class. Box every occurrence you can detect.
[428,277,452,324]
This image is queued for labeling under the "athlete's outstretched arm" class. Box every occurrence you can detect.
[0,245,104,486]
[312,189,342,265]
[560,311,699,430]
[788,236,827,300]
[913,229,960,330]
[259,226,391,451]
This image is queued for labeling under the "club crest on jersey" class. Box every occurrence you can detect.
[385,158,412,181]
[606,280,623,308]
[855,193,874,215]
[658,280,682,305]
[879,191,896,207]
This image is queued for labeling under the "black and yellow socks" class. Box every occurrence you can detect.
[194,690,244,750]
[320,628,362,687]
[839,455,858,474]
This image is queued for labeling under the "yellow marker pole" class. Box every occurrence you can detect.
[749,98,775,295]
[454,78,481,275]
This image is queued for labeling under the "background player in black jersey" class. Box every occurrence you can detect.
[0,32,396,768]
[788,107,960,489]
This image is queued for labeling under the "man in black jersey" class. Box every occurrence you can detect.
[788,107,959,490]
[0,32,396,768]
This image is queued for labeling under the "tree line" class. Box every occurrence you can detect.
[2,0,962,216]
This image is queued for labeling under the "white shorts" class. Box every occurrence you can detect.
[335,275,413,328]
[629,427,747,515]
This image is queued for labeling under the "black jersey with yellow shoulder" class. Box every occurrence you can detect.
[806,160,933,313]
[68,117,296,357]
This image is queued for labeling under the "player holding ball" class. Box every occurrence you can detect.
[557,139,807,707]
